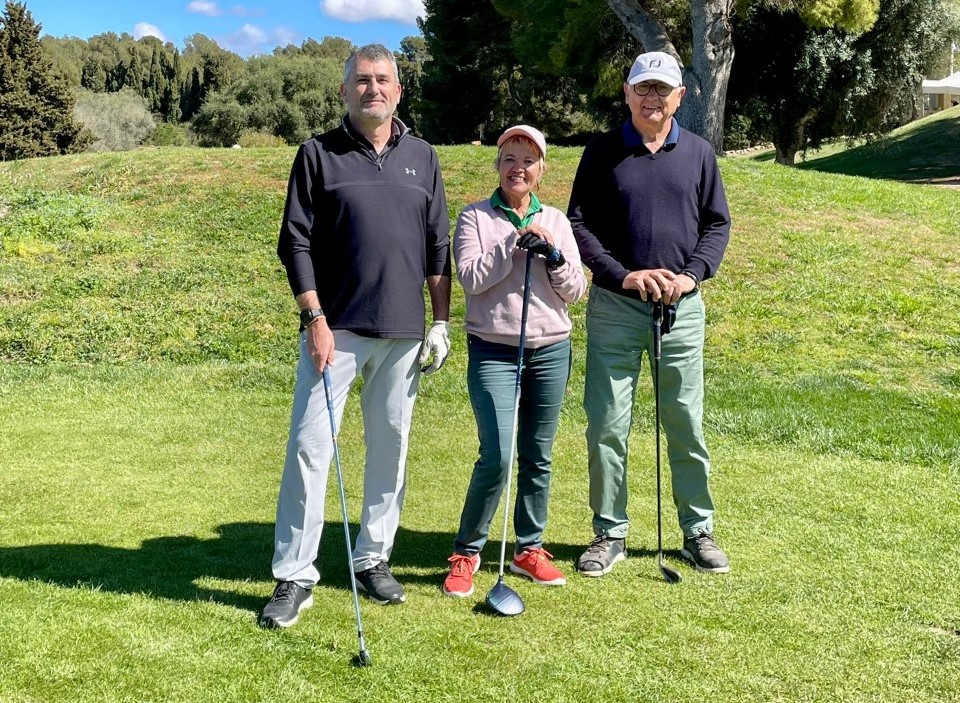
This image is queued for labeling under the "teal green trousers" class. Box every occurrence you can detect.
[583,285,715,539]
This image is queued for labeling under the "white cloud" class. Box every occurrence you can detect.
[133,22,168,41]
[187,1,222,16]
[220,23,299,55]
[322,0,424,24]
[229,5,266,17]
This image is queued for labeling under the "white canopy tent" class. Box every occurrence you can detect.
[921,71,960,115]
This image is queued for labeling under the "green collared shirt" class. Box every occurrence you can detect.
[491,188,543,229]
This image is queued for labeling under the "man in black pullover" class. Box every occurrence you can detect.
[568,51,731,577]
[260,44,451,629]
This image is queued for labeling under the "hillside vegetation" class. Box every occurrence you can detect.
[764,106,960,184]
[0,147,958,702]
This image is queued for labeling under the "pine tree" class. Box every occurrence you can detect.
[0,1,89,159]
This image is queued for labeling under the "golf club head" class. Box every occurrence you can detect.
[485,580,524,617]
[352,649,372,667]
[658,560,683,584]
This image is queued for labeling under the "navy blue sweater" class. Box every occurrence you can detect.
[277,118,450,339]
[567,120,730,298]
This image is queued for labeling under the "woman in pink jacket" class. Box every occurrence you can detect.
[442,125,587,598]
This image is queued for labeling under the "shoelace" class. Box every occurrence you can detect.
[519,547,554,564]
[272,582,298,603]
[583,535,613,556]
[692,533,717,550]
[365,562,392,583]
[447,554,475,576]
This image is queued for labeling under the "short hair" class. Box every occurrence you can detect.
[344,44,399,84]
[493,135,546,183]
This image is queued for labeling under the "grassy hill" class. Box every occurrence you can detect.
[746,106,960,183]
[0,146,958,702]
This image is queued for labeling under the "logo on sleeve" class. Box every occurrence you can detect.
[405,168,416,176]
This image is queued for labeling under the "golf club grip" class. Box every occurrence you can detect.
[322,367,337,436]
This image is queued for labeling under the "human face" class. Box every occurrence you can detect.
[624,79,685,135]
[341,57,402,126]
[496,139,543,207]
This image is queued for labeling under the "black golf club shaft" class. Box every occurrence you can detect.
[653,302,682,584]
[322,367,372,664]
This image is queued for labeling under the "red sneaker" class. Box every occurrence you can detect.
[442,553,481,597]
[510,547,566,586]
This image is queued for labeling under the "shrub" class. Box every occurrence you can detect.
[191,93,246,147]
[73,89,156,152]
[147,123,191,147]
[237,130,286,148]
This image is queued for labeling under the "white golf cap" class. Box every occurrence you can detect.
[496,124,547,158]
[627,51,683,88]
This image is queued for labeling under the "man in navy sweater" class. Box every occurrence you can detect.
[568,51,731,577]
[260,44,451,629]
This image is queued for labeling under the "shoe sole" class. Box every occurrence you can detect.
[442,584,475,598]
[576,550,626,577]
[442,557,481,598]
[258,594,314,629]
[680,548,730,574]
[509,562,566,586]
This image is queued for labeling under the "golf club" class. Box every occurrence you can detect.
[652,302,683,585]
[322,366,372,666]
[484,248,536,617]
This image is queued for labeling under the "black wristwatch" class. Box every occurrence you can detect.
[299,308,325,326]
[681,271,701,292]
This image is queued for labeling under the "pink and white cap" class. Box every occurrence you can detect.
[496,124,547,158]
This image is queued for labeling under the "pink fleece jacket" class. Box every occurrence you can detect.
[454,198,587,348]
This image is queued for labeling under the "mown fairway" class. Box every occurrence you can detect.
[1,140,958,702]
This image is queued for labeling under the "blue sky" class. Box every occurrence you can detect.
[25,0,424,56]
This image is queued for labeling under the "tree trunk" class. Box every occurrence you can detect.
[773,108,819,166]
[686,0,735,154]
[774,144,798,166]
[605,0,735,154]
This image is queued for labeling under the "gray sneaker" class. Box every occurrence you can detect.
[681,532,730,573]
[354,561,405,605]
[576,535,627,577]
[259,581,314,629]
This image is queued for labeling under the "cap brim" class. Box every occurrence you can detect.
[627,71,682,88]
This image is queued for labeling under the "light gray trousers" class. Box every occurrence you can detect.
[272,329,421,587]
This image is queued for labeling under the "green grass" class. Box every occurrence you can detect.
[1,144,959,702]
[744,106,960,184]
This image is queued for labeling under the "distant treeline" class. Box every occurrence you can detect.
[2,0,959,161]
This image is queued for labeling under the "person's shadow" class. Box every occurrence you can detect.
[0,522,666,611]
[0,521,459,612]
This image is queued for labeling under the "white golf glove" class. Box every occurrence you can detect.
[418,321,450,375]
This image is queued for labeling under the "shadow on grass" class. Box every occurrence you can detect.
[796,115,960,182]
[0,522,275,612]
[0,521,672,608]
[0,521,469,609]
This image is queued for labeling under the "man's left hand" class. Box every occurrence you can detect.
[666,273,698,304]
[419,321,450,375]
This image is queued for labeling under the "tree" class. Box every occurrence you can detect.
[419,0,608,143]
[0,1,89,159]
[728,0,957,163]
[418,0,517,142]
[73,88,156,151]
[504,0,878,152]
[191,53,342,146]
[181,34,244,119]
[395,35,427,134]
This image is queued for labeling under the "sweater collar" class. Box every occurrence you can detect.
[621,118,680,152]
